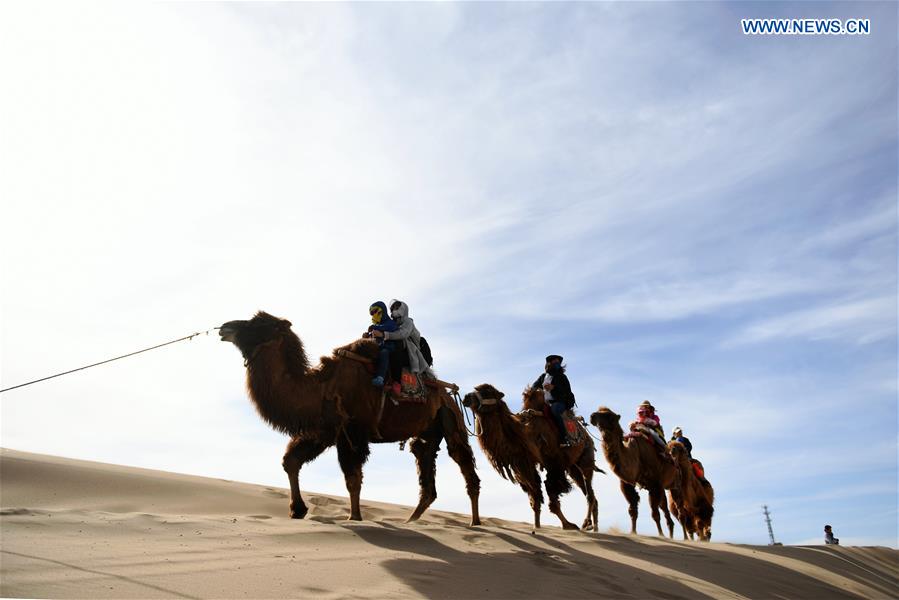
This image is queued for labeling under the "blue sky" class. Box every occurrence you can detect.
[1,2,896,547]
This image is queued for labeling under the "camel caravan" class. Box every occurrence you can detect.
[218,304,714,541]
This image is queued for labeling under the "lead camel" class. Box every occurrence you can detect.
[219,311,480,525]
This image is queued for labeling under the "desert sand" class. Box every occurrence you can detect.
[1,448,896,599]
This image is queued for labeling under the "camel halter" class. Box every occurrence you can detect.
[242,337,283,368]
[472,390,498,409]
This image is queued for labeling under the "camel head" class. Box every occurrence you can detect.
[462,384,505,414]
[589,406,621,432]
[521,386,545,412]
[668,440,690,465]
[219,311,294,362]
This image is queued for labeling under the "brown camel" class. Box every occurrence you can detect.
[462,384,601,531]
[219,311,480,525]
[589,406,677,537]
[667,441,714,541]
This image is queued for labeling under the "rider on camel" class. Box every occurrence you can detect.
[631,400,667,451]
[533,354,576,447]
[365,301,397,387]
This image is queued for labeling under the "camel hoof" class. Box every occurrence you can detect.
[347,514,363,521]
[289,505,308,519]
[562,523,580,531]
[469,518,481,527]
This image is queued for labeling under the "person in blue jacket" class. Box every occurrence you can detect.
[364,301,397,387]
[671,427,693,457]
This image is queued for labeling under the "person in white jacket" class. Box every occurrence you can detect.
[381,300,433,378]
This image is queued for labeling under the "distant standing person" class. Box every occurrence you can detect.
[824,525,839,545]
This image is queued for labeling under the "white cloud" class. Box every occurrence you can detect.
[729,296,896,346]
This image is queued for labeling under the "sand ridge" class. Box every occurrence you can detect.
[2,448,896,599]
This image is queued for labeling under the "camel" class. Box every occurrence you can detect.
[462,384,600,531]
[219,311,480,525]
[589,406,677,537]
[667,441,714,541]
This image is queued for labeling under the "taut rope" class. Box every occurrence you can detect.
[0,328,217,394]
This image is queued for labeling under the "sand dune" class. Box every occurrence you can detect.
[1,448,896,599]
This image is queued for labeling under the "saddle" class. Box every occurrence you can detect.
[390,368,427,403]
[690,458,711,486]
[626,425,675,464]
[538,405,588,445]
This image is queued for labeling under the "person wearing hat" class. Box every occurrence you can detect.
[632,400,666,450]
[670,426,711,483]
[670,426,693,458]
[532,354,576,447]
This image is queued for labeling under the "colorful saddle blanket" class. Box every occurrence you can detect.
[387,368,427,403]
[691,459,705,480]
[540,405,588,444]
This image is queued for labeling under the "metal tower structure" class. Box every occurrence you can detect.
[762,505,777,545]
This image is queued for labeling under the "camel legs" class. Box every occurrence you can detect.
[678,510,691,541]
[661,493,675,538]
[568,465,598,531]
[407,432,441,523]
[669,490,690,541]
[440,406,481,526]
[545,467,578,530]
[516,465,544,531]
[620,481,640,534]
[336,425,371,521]
[282,437,329,519]
[648,486,674,538]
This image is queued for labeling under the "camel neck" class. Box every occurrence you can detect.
[477,406,529,451]
[246,345,322,437]
[600,425,634,479]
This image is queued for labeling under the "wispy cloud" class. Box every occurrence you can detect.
[729,296,896,346]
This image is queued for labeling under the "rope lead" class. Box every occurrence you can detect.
[0,328,218,394]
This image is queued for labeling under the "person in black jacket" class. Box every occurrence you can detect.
[533,354,576,447]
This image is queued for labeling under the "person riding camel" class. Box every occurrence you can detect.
[671,426,709,484]
[380,300,433,380]
[671,426,693,457]
[631,401,667,451]
[532,354,576,447]
[364,301,398,387]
